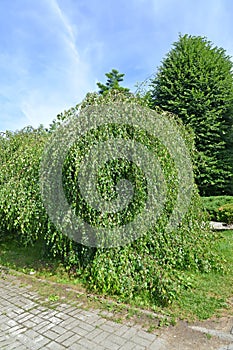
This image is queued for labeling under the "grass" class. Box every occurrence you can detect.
[167,230,233,320]
[0,230,233,323]
[0,236,75,283]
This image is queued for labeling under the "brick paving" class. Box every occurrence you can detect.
[1,271,233,350]
[0,273,167,350]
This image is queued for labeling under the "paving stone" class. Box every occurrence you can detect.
[12,345,27,350]
[33,336,51,349]
[100,321,121,333]
[106,333,127,346]
[99,337,121,350]
[76,320,96,332]
[44,329,60,341]
[130,333,152,347]
[21,319,37,328]
[9,325,27,336]
[3,343,24,350]
[15,312,35,323]
[55,330,75,343]
[62,333,81,347]
[50,324,69,335]
[0,323,11,332]
[46,341,66,349]
[73,325,89,337]
[6,310,19,319]
[69,344,89,350]
[41,310,57,319]
[117,341,138,350]
[7,319,18,327]
[136,329,158,342]
[90,329,110,344]
[121,327,138,340]
[33,320,54,333]
[29,315,45,324]
[114,325,130,337]
[59,316,78,328]
[85,327,105,340]
[78,336,106,349]
[126,345,145,350]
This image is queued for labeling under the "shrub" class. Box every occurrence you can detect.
[202,196,233,221]
[217,204,233,224]
[44,92,222,305]
[0,127,48,245]
[0,92,223,307]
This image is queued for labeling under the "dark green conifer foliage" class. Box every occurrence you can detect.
[150,34,233,195]
[97,69,130,95]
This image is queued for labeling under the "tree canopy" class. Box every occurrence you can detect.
[149,34,233,196]
[0,92,221,307]
[97,68,130,95]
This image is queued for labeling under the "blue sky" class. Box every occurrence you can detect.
[0,0,232,132]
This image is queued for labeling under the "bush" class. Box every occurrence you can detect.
[202,196,233,221]
[0,127,48,245]
[217,204,233,224]
[44,92,222,305]
[0,92,223,307]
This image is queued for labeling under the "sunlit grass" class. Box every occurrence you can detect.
[166,230,233,320]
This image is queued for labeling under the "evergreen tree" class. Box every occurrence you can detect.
[97,69,130,95]
[149,34,233,195]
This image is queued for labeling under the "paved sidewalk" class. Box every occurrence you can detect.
[1,271,233,350]
[0,273,167,350]
[210,221,233,230]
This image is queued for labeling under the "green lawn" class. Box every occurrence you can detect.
[169,230,233,320]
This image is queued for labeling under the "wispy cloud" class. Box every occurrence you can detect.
[19,0,94,128]
[49,0,76,42]
[0,0,95,131]
[0,0,233,131]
